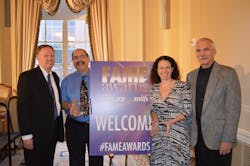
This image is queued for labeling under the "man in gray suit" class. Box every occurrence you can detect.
[186,38,241,166]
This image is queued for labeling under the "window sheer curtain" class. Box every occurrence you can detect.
[66,0,112,61]
[10,0,60,93]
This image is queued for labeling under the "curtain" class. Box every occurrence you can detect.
[10,0,60,93]
[66,0,111,61]
[42,0,60,16]
[9,0,109,92]
[89,0,112,61]
[66,0,91,13]
[10,0,42,94]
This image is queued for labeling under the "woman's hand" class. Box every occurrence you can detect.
[163,120,174,137]
[150,122,159,137]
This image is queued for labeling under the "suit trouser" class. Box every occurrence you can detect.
[195,132,232,166]
[66,117,103,166]
[23,118,60,166]
[24,141,57,166]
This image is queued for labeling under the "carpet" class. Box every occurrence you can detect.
[53,142,149,166]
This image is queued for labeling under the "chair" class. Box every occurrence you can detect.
[0,102,9,163]
[0,96,20,166]
[0,84,12,105]
[0,84,12,136]
[8,96,20,166]
[7,96,20,152]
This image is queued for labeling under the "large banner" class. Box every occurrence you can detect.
[90,61,153,155]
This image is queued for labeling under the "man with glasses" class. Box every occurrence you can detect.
[61,48,103,166]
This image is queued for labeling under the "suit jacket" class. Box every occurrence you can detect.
[186,62,241,150]
[17,66,64,144]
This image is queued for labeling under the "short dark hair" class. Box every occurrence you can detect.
[36,44,54,55]
[150,55,180,84]
[71,48,89,59]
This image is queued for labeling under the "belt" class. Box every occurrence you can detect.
[67,117,89,126]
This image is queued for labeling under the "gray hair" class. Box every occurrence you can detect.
[196,37,216,49]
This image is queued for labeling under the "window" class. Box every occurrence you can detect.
[37,19,92,81]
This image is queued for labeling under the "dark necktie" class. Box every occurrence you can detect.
[80,75,89,116]
[47,74,58,120]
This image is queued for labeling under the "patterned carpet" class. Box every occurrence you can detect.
[54,142,150,166]
[0,142,150,166]
[0,142,195,166]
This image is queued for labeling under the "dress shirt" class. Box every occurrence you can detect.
[61,70,90,122]
[40,66,61,115]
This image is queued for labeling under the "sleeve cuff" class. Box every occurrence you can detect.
[22,134,33,140]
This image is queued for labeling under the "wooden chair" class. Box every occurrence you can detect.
[0,96,20,166]
[0,84,12,105]
[7,96,20,152]
[0,102,8,161]
[0,84,12,136]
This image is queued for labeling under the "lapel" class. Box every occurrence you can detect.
[202,62,222,112]
[34,66,52,97]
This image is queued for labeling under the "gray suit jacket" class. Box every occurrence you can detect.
[186,62,241,150]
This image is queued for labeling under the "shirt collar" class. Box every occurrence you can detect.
[75,69,90,77]
[199,61,215,72]
[39,66,52,80]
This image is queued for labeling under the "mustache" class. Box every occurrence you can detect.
[76,61,85,66]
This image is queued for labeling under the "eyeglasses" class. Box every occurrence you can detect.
[72,54,87,60]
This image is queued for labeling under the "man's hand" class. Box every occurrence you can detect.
[219,141,232,155]
[69,99,81,117]
[23,138,34,150]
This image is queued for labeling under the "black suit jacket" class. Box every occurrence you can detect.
[17,66,64,144]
